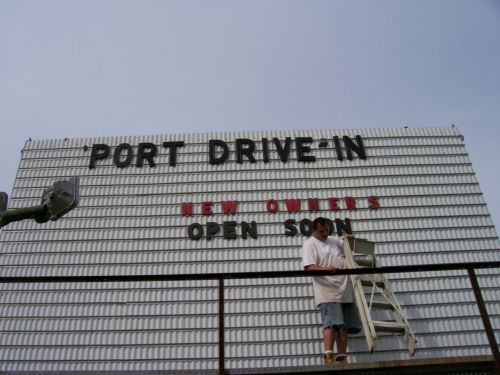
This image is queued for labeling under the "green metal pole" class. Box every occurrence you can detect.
[0,205,49,228]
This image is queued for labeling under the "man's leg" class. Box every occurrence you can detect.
[320,303,346,365]
[323,326,337,364]
[335,327,348,356]
[335,302,361,362]
[323,326,338,351]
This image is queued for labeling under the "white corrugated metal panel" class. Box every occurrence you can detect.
[1,126,499,371]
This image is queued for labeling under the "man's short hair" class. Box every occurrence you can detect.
[312,217,330,230]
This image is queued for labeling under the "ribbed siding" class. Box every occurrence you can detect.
[0,126,499,371]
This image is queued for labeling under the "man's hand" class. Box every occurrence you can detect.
[304,265,336,272]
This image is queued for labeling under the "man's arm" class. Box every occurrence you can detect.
[304,264,335,272]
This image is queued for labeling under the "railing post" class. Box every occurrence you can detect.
[467,266,500,372]
[218,277,225,375]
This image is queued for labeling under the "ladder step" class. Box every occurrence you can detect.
[373,321,407,334]
[359,275,385,288]
[354,259,376,267]
[370,301,395,310]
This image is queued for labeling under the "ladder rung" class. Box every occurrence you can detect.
[359,276,385,288]
[355,259,376,267]
[370,301,394,310]
[373,321,407,334]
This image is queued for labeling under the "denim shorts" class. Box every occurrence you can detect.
[319,302,362,333]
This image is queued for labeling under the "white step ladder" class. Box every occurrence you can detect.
[343,237,417,355]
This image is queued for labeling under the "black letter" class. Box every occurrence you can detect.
[273,137,292,162]
[163,141,185,166]
[89,144,110,169]
[209,140,229,165]
[333,136,343,161]
[343,135,366,160]
[300,219,313,236]
[137,143,157,167]
[335,218,352,236]
[295,137,316,162]
[241,221,258,239]
[262,138,270,162]
[284,219,297,236]
[206,222,220,240]
[113,143,134,168]
[188,223,203,240]
[223,221,237,239]
[236,139,256,163]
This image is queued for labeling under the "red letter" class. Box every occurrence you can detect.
[266,199,279,213]
[328,197,340,212]
[368,195,380,209]
[284,199,301,213]
[308,198,320,211]
[345,196,356,210]
[201,201,213,215]
[221,200,238,215]
[181,202,193,216]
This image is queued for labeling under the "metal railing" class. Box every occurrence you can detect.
[1,261,500,374]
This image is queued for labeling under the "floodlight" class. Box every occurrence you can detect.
[41,176,80,221]
[0,177,79,228]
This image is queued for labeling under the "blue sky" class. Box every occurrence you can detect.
[1,0,499,229]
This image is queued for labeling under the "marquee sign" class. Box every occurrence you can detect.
[3,126,497,371]
[86,134,376,240]
[88,135,366,169]
[181,195,380,240]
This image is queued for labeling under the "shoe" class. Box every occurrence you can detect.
[324,354,335,366]
[335,354,348,363]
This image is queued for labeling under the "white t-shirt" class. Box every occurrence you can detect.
[300,235,353,307]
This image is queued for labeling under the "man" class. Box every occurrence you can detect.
[300,217,361,366]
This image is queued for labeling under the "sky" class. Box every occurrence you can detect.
[1,0,499,230]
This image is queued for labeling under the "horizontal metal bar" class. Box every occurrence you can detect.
[0,261,499,284]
